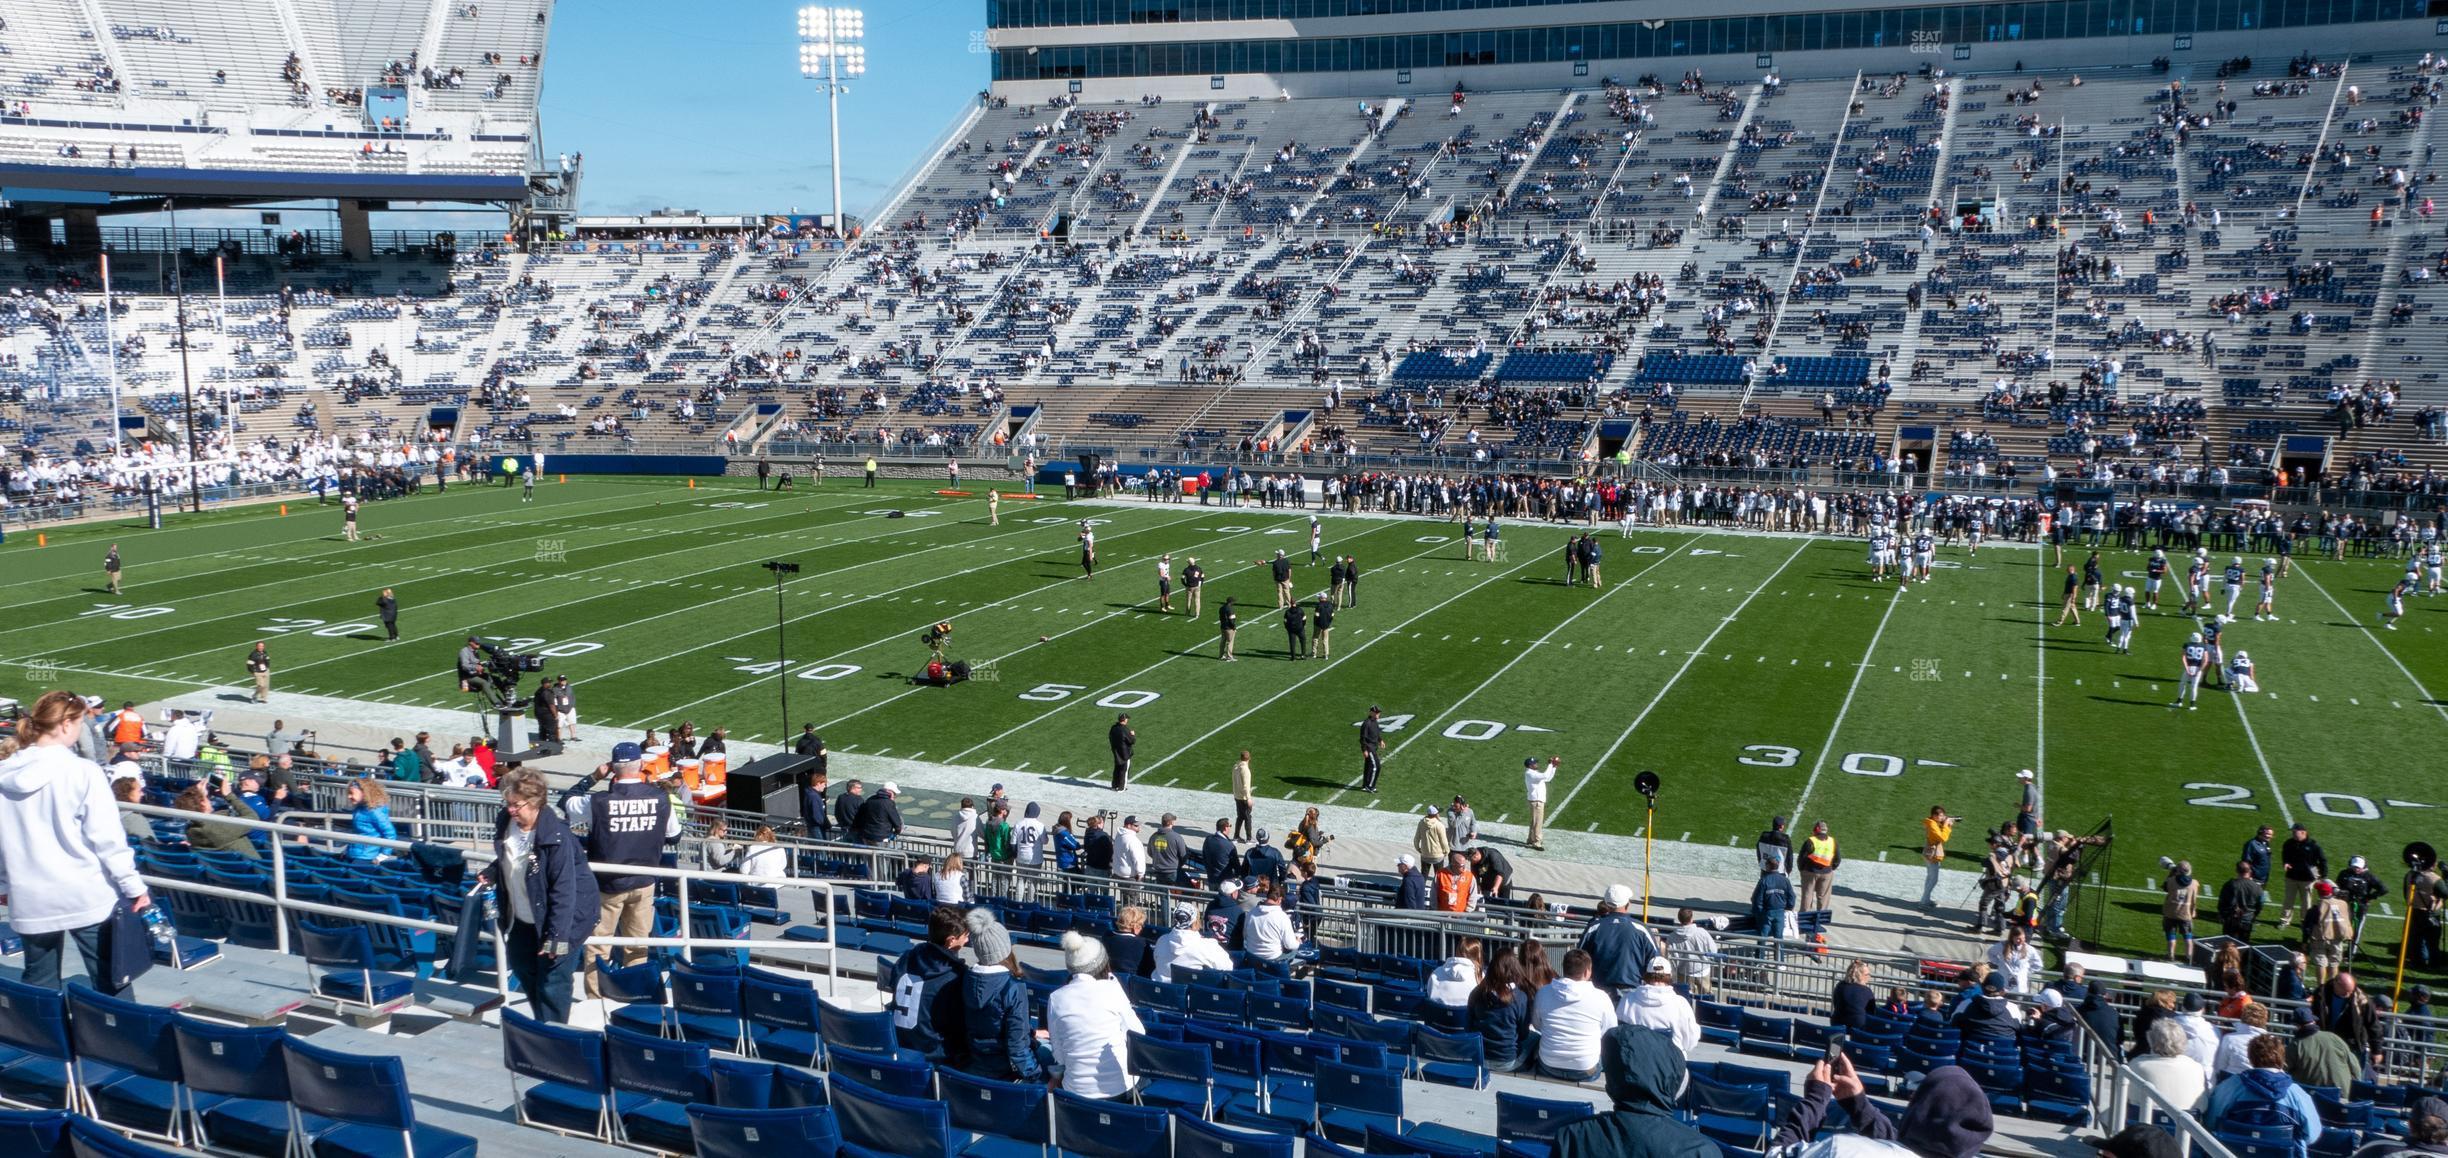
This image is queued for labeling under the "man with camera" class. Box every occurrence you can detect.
[2219,860,2267,942]
[458,636,489,697]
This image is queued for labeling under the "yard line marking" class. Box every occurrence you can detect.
[1141,549,1553,784]
[25,490,962,674]
[1379,535,1704,768]
[2228,689,2295,826]
[1790,578,1910,819]
[2033,553,2047,819]
[2293,561,2448,729]
[1548,539,1811,826]
[633,514,1303,730]
[332,494,1060,698]
[0,482,700,597]
[943,530,1457,764]
[787,517,1428,736]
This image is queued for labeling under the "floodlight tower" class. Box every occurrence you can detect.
[797,6,866,238]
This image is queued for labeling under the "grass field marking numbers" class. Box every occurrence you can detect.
[0,482,758,618]
[23,488,947,667]
[1379,532,1708,766]
[633,511,1324,730]
[1548,538,1814,826]
[78,604,176,620]
[2185,782,2391,823]
[341,493,1122,705]
[1136,545,1558,783]
[1789,578,1911,819]
[942,527,1467,766]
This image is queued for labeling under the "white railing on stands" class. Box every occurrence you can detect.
[2078,1014,2240,1158]
[113,800,844,999]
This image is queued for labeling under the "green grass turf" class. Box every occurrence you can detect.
[9,476,2448,969]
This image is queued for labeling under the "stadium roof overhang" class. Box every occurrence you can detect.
[0,162,528,216]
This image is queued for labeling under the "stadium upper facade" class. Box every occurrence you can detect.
[983,0,2432,98]
[1,0,557,251]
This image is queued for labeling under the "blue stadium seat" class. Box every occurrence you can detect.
[1314,1057,1406,1144]
[670,962,749,1053]
[1408,1028,1486,1090]
[1053,1088,1170,1158]
[936,1065,1053,1158]
[282,1034,476,1158]
[831,1074,957,1158]
[1129,1032,1217,1119]
[295,922,415,1013]
[499,1010,618,1142]
[828,1046,935,1100]
[64,1115,189,1158]
[741,967,825,1067]
[604,1023,713,1153]
[169,1017,295,1156]
[0,976,77,1110]
[1495,1091,1595,1158]
[63,985,183,1142]
[820,999,903,1056]
[1175,1111,1292,1158]
[596,962,675,1039]
[0,1107,68,1157]
[689,1103,844,1158]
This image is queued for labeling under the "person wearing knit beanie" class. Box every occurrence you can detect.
[1061,929,1109,977]
[964,908,1013,969]
[959,908,1040,1083]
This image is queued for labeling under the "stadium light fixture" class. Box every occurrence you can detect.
[796,6,865,237]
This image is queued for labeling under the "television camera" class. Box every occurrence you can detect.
[460,635,546,710]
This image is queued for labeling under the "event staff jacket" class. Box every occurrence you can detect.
[586,782,673,894]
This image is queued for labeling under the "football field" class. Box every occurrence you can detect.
[9,476,2447,962]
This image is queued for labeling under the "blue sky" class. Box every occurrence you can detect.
[538,0,990,222]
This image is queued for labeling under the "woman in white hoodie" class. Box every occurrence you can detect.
[0,692,152,994]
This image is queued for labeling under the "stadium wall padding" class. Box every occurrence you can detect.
[488,454,729,476]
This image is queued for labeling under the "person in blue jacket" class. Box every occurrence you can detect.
[482,769,597,1024]
[891,907,971,1063]
[1752,857,1797,944]
[958,909,1042,1083]
[1051,812,1083,873]
[1394,853,1431,909]
[346,777,397,861]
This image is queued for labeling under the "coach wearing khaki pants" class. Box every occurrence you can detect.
[1523,756,1557,851]
[581,742,675,996]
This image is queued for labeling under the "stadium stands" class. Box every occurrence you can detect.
[9,46,2448,506]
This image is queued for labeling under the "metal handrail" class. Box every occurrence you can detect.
[114,799,844,997]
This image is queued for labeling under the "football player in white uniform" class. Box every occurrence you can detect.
[2176,632,2209,711]
[2112,585,2139,654]
[2426,544,2444,596]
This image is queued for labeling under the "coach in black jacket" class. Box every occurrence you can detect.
[834,780,864,835]
[852,782,903,845]
[484,769,596,1024]
[1109,715,1136,791]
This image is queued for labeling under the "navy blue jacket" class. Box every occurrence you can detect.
[960,968,1041,1082]
[584,781,671,895]
[1469,986,1530,1066]
[1201,831,1238,884]
[891,943,967,1061]
[488,809,599,951]
[1579,912,1660,991]
[1395,868,1430,909]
